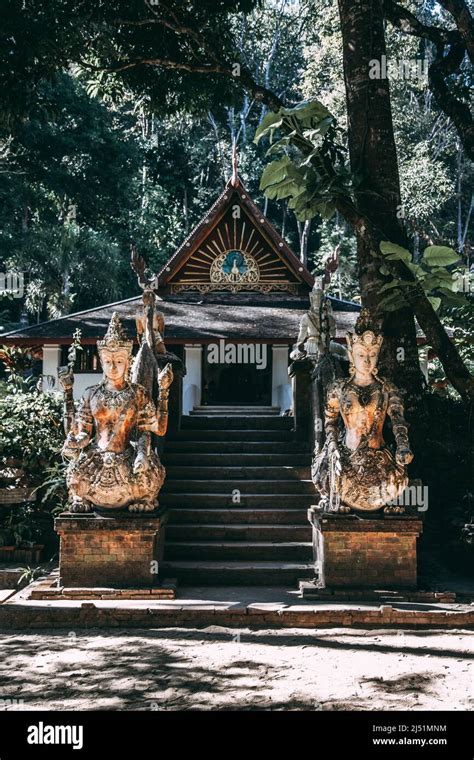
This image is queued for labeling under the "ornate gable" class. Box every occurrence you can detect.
[156,177,314,295]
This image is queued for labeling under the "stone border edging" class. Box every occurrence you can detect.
[0,600,473,629]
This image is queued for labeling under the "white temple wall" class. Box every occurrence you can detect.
[182,344,203,415]
[41,345,99,399]
[271,344,291,412]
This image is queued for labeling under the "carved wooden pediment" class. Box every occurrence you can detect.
[156,177,314,296]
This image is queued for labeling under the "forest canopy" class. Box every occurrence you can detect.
[0,0,472,399]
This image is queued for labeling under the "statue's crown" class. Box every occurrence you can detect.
[97,313,133,355]
[346,308,383,350]
[347,330,383,349]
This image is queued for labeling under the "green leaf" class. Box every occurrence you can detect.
[265,180,302,201]
[405,262,423,277]
[301,129,325,146]
[259,157,294,190]
[287,190,311,209]
[253,111,284,144]
[427,296,441,311]
[422,273,455,292]
[302,116,333,140]
[437,288,469,306]
[281,100,331,122]
[422,246,460,267]
[427,268,455,282]
[288,193,310,211]
[380,241,412,263]
[265,135,294,157]
[300,148,322,167]
[378,279,401,293]
[313,200,336,220]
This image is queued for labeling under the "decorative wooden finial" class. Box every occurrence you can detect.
[130,242,154,290]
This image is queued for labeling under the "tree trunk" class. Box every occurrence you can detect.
[183,185,189,233]
[457,140,463,252]
[337,0,425,413]
[299,219,311,266]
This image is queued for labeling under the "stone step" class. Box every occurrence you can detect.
[191,408,280,413]
[168,430,294,442]
[161,493,316,508]
[164,404,310,586]
[165,540,313,562]
[165,440,310,453]
[181,416,293,430]
[6,596,472,628]
[164,466,311,481]
[0,566,25,588]
[162,479,315,494]
[190,411,281,417]
[193,406,281,412]
[167,508,310,525]
[166,523,312,541]
[160,560,315,586]
[163,453,311,466]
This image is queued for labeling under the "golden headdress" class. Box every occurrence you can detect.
[346,308,383,351]
[97,312,133,356]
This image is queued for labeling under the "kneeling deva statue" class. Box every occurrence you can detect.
[312,311,413,513]
[60,312,172,513]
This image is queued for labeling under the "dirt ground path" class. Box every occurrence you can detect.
[0,627,472,711]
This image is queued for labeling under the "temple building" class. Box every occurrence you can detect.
[4,173,360,412]
[6,175,432,589]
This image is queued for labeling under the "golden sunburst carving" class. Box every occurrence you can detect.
[172,210,297,293]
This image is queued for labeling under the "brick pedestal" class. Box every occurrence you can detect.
[308,509,423,589]
[55,511,168,588]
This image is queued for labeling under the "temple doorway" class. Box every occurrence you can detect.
[202,344,272,406]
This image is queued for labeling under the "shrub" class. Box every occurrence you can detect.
[0,390,64,482]
[0,389,66,556]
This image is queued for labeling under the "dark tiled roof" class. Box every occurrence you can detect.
[4,293,361,343]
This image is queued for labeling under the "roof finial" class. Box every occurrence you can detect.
[231,138,238,187]
[130,242,155,291]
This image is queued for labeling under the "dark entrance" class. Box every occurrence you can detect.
[202,344,272,405]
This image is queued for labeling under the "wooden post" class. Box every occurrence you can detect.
[288,357,313,442]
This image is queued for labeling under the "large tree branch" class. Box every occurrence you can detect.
[438,0,474,63]
[382,0,460,44]
[79,54,285,111]
[429,41,474,160]
[383,0,474,161]
[79,56,234,76]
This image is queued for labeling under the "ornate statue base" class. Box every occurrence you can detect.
[55,510,168,588]
[312,439,408,513]
[307,506,423,590]
[66,446,165,513]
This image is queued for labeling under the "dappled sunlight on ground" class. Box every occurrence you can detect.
[0,627,472,711]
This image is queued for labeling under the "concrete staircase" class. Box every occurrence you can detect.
[160,406,316,586]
